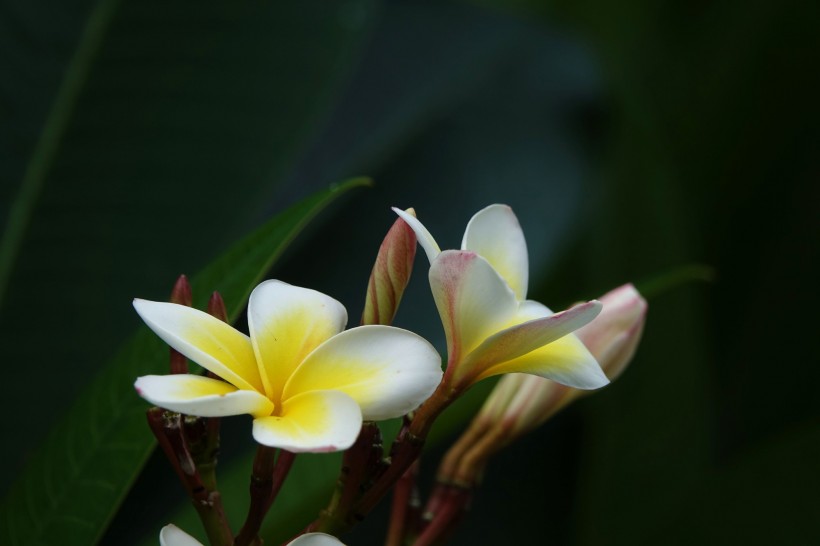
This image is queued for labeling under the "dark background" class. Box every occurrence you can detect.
[1,0,818,544]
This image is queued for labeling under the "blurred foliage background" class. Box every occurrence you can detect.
[1,0,818,544]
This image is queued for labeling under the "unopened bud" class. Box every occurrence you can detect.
[574,283,647,381]
[169,275,192,306]
[475,284,647,443]
[361,208,417,325]
[168,275,191,374]
[207,291,228,323]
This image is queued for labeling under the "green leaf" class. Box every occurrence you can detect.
[0,0,376,497]
[0,178,369,546]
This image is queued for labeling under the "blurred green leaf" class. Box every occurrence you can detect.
[0,0,376,496]
[0,178,369,546]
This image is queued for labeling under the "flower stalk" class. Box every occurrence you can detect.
[146,408,233,546]
[235,446,296,546]
[385,460,421,546]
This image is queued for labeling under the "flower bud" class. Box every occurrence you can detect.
[168,275,192,374]
[361,208,417,326]
[169,275,192,306]
[207,291,228,323]
[574,283,647,381]
[474,284,647,442]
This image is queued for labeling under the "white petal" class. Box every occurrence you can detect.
[287,533,347,546]
[159,525,204,546]
[133,299,263,392]
[461,204,529,300]
[252,390,362,452]
[393,207,441,263]
[248,280,347,401]
[476,333,609,389]
[460,300,602,380]
[135,375,273,418]
[284,326,442,420]
[428,251,518,364]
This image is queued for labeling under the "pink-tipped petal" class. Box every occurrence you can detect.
[461,204,529,300]
[429,251,518,365]
[460,300,603,382]
[475,332,608,389]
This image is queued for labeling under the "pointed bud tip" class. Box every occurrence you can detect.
[207,291,228,322]
[577,284,647,380]
[169,275,192,306]
[362,211,420,325]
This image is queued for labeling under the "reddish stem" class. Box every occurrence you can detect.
[146,409,233,545]
[385,460,421,546]
[265,450,297,512]
[412,486,470,546]
[236,447,297,546]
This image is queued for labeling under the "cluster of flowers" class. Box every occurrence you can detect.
[137,205,647,546]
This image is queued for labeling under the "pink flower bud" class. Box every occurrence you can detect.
[574,283,647,381]
[168,275,192,374]
[361,209,418,325]
[169,275,192,306]
[473,284,647,443]
[207,291,228,323]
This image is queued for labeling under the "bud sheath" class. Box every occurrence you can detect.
[362,208,418,326]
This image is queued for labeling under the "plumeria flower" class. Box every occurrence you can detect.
[393,204,608,391]
[134,280,442,452]
[478,283,648,443]
[159,525,346,546]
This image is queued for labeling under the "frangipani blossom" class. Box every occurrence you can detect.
[159,525,346,546]
[135,280,442,452]
[479,283,648,441]
[394,205,608,390]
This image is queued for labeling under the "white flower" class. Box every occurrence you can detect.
[135,280,442,452]
[394,205,608,390]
